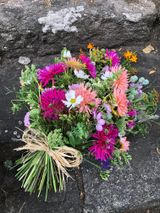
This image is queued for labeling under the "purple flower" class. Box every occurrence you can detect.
[93,111,105,131]
[24,112,30,127]
[127,120,136,129]
[38,63,66,86]
[105,49,120,67]
[100,159,111,170]
[104,104,112,114]
[79,55,96,78]
[128,109,137,117]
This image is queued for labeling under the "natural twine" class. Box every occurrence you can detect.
[15,128,83,181]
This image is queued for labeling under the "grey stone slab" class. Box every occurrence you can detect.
[0,0,159,58]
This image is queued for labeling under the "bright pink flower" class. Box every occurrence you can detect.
[38,63,66,86]
[89,125,118,161]
[79,54,96,78]
[40,88,65,120]
[74,83,101,114]
[106,49,120,67]
[128,109,137,117]
[119,137,130,152]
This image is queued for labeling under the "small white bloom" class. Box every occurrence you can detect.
[74,69,89,79]
[62,49,72,58]
[101,71,113,80]
[63,90,83,109]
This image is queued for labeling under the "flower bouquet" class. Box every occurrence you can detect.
[12,45,159,200]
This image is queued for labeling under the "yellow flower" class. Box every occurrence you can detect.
[130,54,138,63]
[123,51,132,60]
[123,50,138,63]
[87,43,94,49]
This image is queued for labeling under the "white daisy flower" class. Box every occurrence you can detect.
[74,69,89,79]
[63,90,83,109]
[101,71,113,80]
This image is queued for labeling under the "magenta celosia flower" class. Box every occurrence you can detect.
[89,125,118,161]
[24,112,30,127]
[128,109,137,117]
[38,63,66,86]
[106,49,120,67]
[79,54,96,78]
[127,120,136,129]
[40,88,65,120]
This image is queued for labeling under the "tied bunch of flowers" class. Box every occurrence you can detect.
[12,46,159,200]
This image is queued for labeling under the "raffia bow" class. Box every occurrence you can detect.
[15,128,83,181]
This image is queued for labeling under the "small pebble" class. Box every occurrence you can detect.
[18,56,31,65]
[13,131,17,135]
[17,135,21,139]
[18,120,23,125]
[4,130,8,133]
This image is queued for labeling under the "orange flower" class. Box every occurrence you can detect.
[87,43,94,49]
[130,54,138,63]
[114,89,128,116]
[114,70,128,93]
[123,50,138,63]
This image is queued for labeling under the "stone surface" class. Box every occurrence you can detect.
[18,56,31,65]
[0,0,159,58]
[0,41,160,212]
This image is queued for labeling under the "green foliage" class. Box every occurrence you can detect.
[12,65,39,113]
[116,117,127,136]
[47,129,68,148]
[66,122,90,148]
[100,170,110,181]
[111,150,132,167]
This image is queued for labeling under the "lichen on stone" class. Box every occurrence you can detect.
[38,6,84,34]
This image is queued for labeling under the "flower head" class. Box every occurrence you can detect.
[114,70,128,93]
[106,49,120,67]
[89,125,118,161]
[128,109,137,117]
[114,89,128,116]
[74,69,89,79]
[40,88,65,120]
[93,112,105,131]
[62,48,72,58]
[73,83,101,114]
[65,58,85,70]
[38,63,66,87]
[24,112,30,127]
[63,90,83,109]
[123,51,138,63]
[80,54,96,78]
[119,137,130,152]
[127,120,136,129]
[87,43,94,49]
